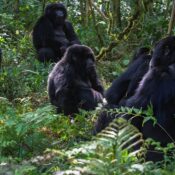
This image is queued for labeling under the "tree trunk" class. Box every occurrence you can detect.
[88,0,104,46]
[85,0,90,26]
[112,0,121,29]
[80,0,86,25]
[14,0,20,14]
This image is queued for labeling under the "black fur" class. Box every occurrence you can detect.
[32,3,80,63]
[106,47,151,105]
[130,47,150,63]
[48,44,104,115]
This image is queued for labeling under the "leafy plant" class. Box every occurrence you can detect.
[46,118,145,175]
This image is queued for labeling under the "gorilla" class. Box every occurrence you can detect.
[95,36,175,161]
[32,3,81,63]
[125,36,175,161]
[48,44,104,115]
[106,47,151,106]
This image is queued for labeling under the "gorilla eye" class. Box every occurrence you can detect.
[86,53,94,59]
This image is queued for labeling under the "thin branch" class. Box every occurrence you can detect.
[96,0,155,60]
[96,8,140,60]
[88,0,104,46]
[91,0,108,21]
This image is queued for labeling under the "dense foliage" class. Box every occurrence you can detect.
[0,0,175,174]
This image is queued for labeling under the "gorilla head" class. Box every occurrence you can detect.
[131,47,150,62]
[64,44,95,76]
[45,3,67,25]
[150,36,175,68]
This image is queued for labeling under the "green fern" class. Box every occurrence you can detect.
[51,118,145,175]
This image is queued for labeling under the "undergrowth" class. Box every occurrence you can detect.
[0,1,175,174]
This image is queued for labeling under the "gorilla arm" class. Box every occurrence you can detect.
[32,16,55,50]
[86,61,104,95]
[48,62,77,112]
[106,57,147,105]
[64,21,81,45]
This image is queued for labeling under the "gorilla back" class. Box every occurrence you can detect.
[32,3,81,63]
[48,44,104,115]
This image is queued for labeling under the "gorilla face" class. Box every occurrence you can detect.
[45,3,67,25]
[65,44,95,75]
[150,36,175,68]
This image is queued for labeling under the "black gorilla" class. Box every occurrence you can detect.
[95,36,175,161]
[125,36,175,134]
[125,36,175,161]
[106,47,151,105]
[32,3,81,63]
[48,44,104,115]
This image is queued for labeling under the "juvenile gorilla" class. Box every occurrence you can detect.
[106,47,151,105]
[32,3,81,62]
[48,44,104,115]
[95,36,175,161]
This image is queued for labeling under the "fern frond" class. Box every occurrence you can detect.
[53,118,145,175]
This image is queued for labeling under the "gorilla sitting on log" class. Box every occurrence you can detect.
[32,3,81,63]
[95,36,175,161]
[48,44,104,115]
[106,47,151,106]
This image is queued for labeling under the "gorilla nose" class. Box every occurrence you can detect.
[56,11,64,17]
